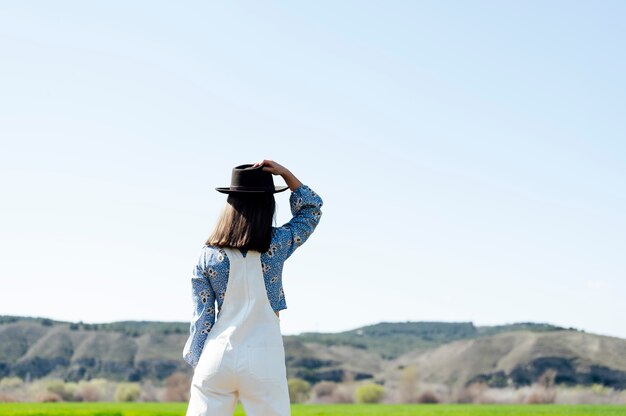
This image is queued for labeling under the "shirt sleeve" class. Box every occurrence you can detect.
[276,183,323,260]
[183,246,216,368]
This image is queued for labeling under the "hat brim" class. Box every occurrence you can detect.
[215,185,289,194]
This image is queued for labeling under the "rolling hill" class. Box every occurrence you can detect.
[1,315,624,390]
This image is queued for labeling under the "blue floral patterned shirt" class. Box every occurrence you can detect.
[182,183,323,368]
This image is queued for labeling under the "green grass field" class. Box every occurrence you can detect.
[1,403,626,416]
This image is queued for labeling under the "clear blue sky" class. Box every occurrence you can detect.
[1,1,625,339]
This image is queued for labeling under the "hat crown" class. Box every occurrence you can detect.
[229,163,275,190]
[215,163,289,194]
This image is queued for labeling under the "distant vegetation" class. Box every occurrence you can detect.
[1,403,626,415]
[1,315,625,405]
[296,321,572,359]
[0,315,186,337]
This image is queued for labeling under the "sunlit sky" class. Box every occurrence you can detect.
[1,1,625,340]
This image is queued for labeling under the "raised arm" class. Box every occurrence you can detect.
[252,159,323,259]
[280,183,323,259]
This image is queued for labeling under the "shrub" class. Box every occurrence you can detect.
[140,379,160,402]
[398,365,419,403]
[37,392,62,402]
[417,390,440,403]
[333,384,355,403]
[591,383,612,395]
[164,372,190,402]
[114,382,141,402]
[82,379,112,401]
[311,381,343,403]
[312,381,337,399]
[354,383,385,403]
[288,378,311,403]
[456,381,488,403]
[0,392,17,402]
[76,383,101,402]
[64,382,79,401]
[0,377,23,390]
[526,390,555,404]
[43,379,75,401]
[525,369,556,404]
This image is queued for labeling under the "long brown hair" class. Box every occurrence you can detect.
[205,192,276,252]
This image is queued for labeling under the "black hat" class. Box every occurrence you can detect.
[215,163,289,194]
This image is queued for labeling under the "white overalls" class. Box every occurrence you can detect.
[186,247,291,416]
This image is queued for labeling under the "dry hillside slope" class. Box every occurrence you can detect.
[385,330,626,389]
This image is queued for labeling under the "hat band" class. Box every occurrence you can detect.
[229,185,275,191]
